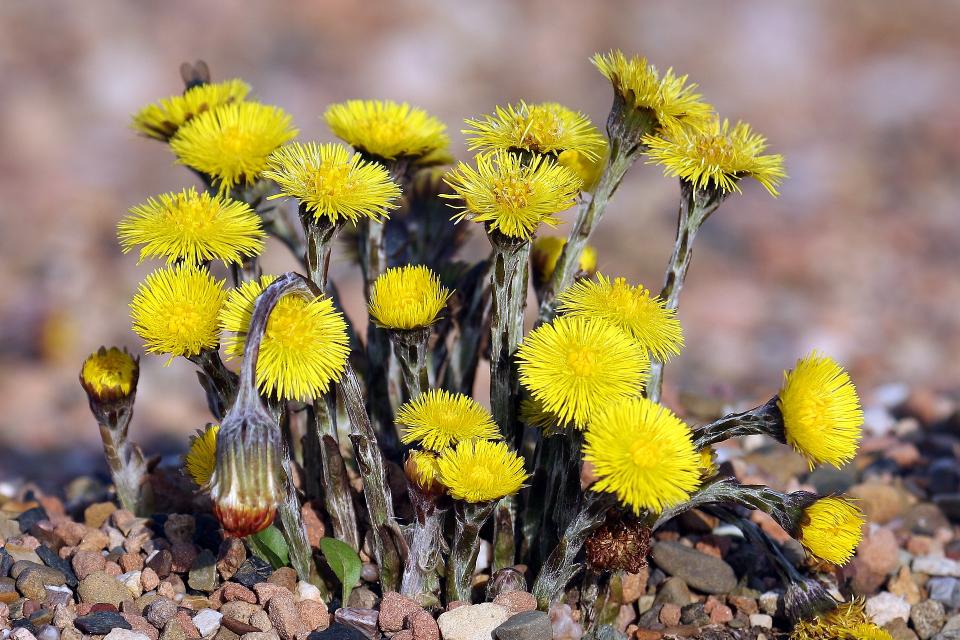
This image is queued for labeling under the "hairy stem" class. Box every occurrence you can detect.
[400,486,447,607]
[189,349,238,421]
[447,500,496,603]
[391,327,431,401]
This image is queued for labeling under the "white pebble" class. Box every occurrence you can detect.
[193,608,223,637]
[749,614,773,629]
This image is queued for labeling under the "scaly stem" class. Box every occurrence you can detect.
[400,485,447,607]
[189,349,238,421]
[301,213,340,293]
[278,450,321,589]
[690,396,783,449]
[391,327,431,402]
[447,500,497,603]
[313,396,361,551]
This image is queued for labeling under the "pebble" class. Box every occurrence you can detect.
[295,600,329,632]
[16,566,65,601]
[232,559,272,589]
[659,604,680,626]
[914,556,960,578]
[929,577,960,609]
[104,631,150,640]
[848,483,911,524]
[749,614,773,629]
[649,542,737,594]
[267,596,303,640]
[379,592,421,632]
[84,503,117,529]
[853,527,901,594]
[308,623,369,640]
[491,592,536,615]
[163,515,195,545]
[437,603,511,640]
[493,611,552,640]
[296,582,325,604]
[866,592,911,626]
[77,571,131,607]
[193,609,223,637]
[912,600,946,640]
[334,607,378,639]
[145,597,178,629]
[890,566,924,605]
[33,547,75,588]
[217,539,246,581]
[187,550,217,593]
[75,610,133,634]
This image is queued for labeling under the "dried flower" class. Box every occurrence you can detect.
[517,316,649,429]
[443,151,581,240]
[185,424,219,487]
[132,79,250,141]
[130,264,225,361]
[557,273,684,362]
[219,275,350,400]
[584,517,651,573]
[436,440,527,503]
[796,496,864,566]
[171,101,297,194]
[263,142,401,224]
[644,117,785,196]
[396,389,499,451]
[531,236,597,287]
[779,351,863,469]
[583,397,701,513]
[782,577,838,623]
[464,102,605,159]
[80,346,139,402]
[118,187,265,265]
[368,265,451,330]
[324,99,449,160]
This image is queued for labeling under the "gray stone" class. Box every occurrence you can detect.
[75,611,133,634]
[306,624,368,640]
[650,541,737,594]
[914,556,960,578]
[867,592,911,626]
[145,597,178,629]
[193,609,223,637]
[913,600,947,640]
[77,571,131,607]
[188,550,217,593]
[493,611,552,640]
[653,577,691,606]
[16,566,66,601]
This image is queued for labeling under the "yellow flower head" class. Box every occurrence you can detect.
[592,50,713,135]
[517,316,650,429]
[170,101,298,195]
[443,151,581,240]
[798,497,864,566]
[519,396,570,432]
[698,447,719,479]
[263,142,401,225]
[778,351,863,469]
[80,346,138,400]
[790,600,890,640]
[557,273,684,362]
[557,140,608,193]
[436,440,528,503]
[584,397,701,514]
[464,102,605,159]
[324,99,449,160]
[405,449,445,495]
[185,424,219,487]
[219,275,350,400]
[530,236,598,287]
[644,117,786,196]
[130,264,225,361]
[131,79,251,141]
[118,187,266,265]
[396,389,500,451]
[368,265,451,330]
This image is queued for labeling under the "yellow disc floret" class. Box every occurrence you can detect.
[797,497,864,566]
[584,397,701,514]
[517,316,650,429]
[778,351,863,469]
[263,142,402,225]
[130,264,225,361]
[324,99,449,160]
[185,424,219,487]
[80,347,138,399]
[118,187,265,265]
[464,102,605,159]
[436,440,528,503]
[396,389,500,451]
[131,79,250,141]
[443,151,581,240]
[557,273,684,362]
[368,265,451,330]
[170,101,297,194]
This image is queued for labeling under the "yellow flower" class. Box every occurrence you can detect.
[405,449,445,495]
[591,50,713,134]
[519,396,570,432]
[443,151,581,240]
[170,101,298,194]
[556,273,684,362]
[436,440,528,503]
[368,265,451,330]
[131,79,250,141]
[778,351,863,469]
[80,347,138,400]
[644,117,786,196]
[263,142,401,225]
[396,389,500,451]
[219,275,350,400]
[118,187,265,265]
[516,316,650,429]
[185,424,219,487]
[530,235,597,287]
[464,102,605,159]
[797,497,864,566]
[324,99,449,160]
[698,447,718,479]
[130,264,225,361]
[583,397,701,514]
[557,140,608,193]
[790,600,891,640]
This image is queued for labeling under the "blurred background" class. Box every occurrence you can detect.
[1,0,959,483]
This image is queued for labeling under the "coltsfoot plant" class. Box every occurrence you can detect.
[79,54,878,637]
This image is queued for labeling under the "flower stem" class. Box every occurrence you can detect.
[390,327,431,401]
[447,500,497,603]
[312,396,361,551]
[189,349,238,421]
[400,485,447,607]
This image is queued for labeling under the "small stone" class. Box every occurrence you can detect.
[407,609,440,640]
[883,617,918,640]
[658,604,680,626]
[437,603,511,640]
[254,583,290,606]
[889,566,923,605]
[866,592,910,626]
[104,630,151,640]
[334,608,378,639]
[4,545,42,565]
[913,555,960,578]
[78,528,110,552]
[307,622,369,640]
[853,528,901,595]
[78,571,131,607]
[493,611,551,640]
[188,550,218,593]
[679,603,708,626]
[249,609,271,632]
[902,504,951,536]
[161,618,187,640]
[222,584,257,604]
[75,610,133,634]
[33,546,75,588]
[268,596,304,640]
[296,600,329,632]
[727,595,758,616]
[145,597,179,629]
[758,592,778,616]
[297,582,325,604]
[548,604,582,640]
[928,577,960,609]
[619,570,648,604]
[122,613,160,640]
[16,566,65,600]
[301,504,325,550]
[171,544,199,575]
[491,592,536,615]
[221,617,260,635]
[37,625,59,640]
[147,550,174,579]
[910,600,945,640]
[652,577,691,606]
[650,541,736,594]
[120,554,145,573]
[174,611,200,639]
[379,592,421,632]
[217,540,246,581]
[11,630,39,640]
[194,609,224,637]
[53,522,86,548]
[232,559,272,589]
[83,503,117,529]
[163,515,196,545]
[267,568,297,594]
[180,595,212,611]
[120,571,143,598]
[709,605,733,624]
[346,587,378,610]
[749,614,773,629]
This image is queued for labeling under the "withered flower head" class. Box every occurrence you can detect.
[783,577,839,623]
[584,513,651,574]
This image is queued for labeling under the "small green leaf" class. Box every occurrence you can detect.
[319,537,362,605]
[247,525,290,569]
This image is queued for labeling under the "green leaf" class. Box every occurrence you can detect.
[319,537,362,605]
[247,525,290,569]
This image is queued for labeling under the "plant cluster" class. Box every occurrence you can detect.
[79,55,879,638]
